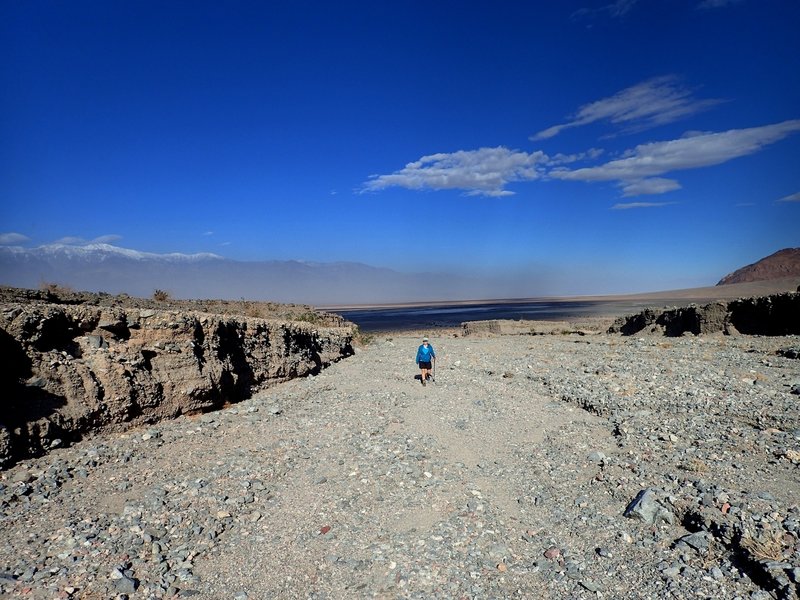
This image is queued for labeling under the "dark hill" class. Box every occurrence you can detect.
[717,248,800,285]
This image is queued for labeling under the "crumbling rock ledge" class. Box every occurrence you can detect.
[461,319,588,336]
[0,301,354,469]
[608,292,800,336]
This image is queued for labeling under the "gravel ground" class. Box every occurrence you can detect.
[1,330,799,599]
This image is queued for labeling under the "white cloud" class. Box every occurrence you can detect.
[697,0,744,9]
[54,236,86,245]
[551,119,800,194]
[546,148,605,166]
[620,177,682,197]
[54,234,122,245]
[0,232,30,245]
[532,76,722,140]
[92,234,122,244]
[573,0,639,20]
[364,121,800,200]
[607,0,639,17]
[546,152,582,165]
[363,147,548,197]
[777,192,800,203]
[611,201,676,210]
[203,231,214,236]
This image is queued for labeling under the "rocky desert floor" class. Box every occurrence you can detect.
[1,328,799,599]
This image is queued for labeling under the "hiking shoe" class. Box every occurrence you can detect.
[422,378,426,386]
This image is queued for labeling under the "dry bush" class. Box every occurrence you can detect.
[741,528,789,561]
[680,458,709,473]
[152,289,170,302]
[352,325,374,347]
[243,304,263,318]
[244,303,274,319]
[39,281,73,296]
[291,311,322,324]
[700,538,722,569]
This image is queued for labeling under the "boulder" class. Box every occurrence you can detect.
[623,488,675,525]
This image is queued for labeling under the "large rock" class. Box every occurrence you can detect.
[623,488,675,525]
[0,302,354,469]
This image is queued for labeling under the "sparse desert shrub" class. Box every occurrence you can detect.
[292,311,322,324]
[244,303,264,318]
[286,310,323,324]
[700,538,721,569]
[353,325,374,346]
[243,303,278,319]
[153,289,170,302]
[39,281,73,296]
[680,458,709,473]
[741,528,790,561]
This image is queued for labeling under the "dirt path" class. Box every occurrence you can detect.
[191,334,608,598]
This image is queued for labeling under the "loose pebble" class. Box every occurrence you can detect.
[0,330,798,599]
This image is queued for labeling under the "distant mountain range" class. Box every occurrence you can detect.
[0,243,495,305]
[3,243,798,305]
[717,248,800,285]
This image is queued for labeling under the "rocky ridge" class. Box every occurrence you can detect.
[0,286,349,327]
[0,290,354,469]
[718,249,800,286]
[609,292,800,337]
[461,319,585,337]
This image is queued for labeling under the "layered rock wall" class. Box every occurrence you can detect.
[461,319,576,336]
[609,292,800,336]
[0,301,354,468]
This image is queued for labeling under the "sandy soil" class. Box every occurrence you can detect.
[2,327,798,599]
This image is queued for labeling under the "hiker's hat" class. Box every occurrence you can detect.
[422,336,429,342]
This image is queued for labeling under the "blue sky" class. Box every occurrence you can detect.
[1,0,799,295]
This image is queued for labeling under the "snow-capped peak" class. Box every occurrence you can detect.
[3,243,224,262]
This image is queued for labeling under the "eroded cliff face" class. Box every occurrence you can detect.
[608,292,800,337]
[0,301,354,468]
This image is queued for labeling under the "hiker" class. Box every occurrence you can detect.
[415,336,436,386]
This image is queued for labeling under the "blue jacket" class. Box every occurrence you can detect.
[416,343,436,364]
